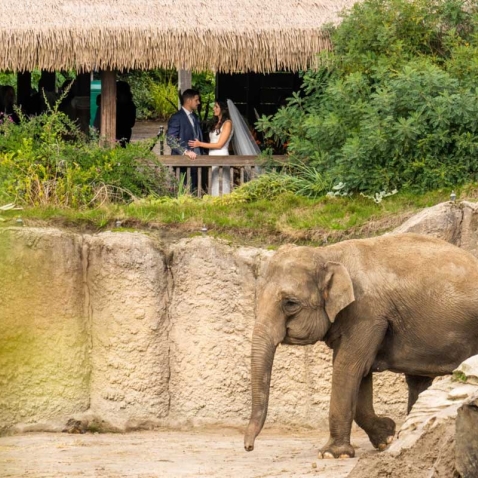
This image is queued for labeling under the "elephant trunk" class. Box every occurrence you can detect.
[244,322,280,452]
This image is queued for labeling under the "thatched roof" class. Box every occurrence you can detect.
[1,0,358,73]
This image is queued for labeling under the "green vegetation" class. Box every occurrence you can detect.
[258,0,478,195]
[0,185,465,246]
[2,0,478,246]
[0,82,472,247]
[0,70,75,92]
[118,70,216,120]
[453,371,468,383]
[0,103,170,208]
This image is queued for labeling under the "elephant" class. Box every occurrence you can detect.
[244,233,478,459]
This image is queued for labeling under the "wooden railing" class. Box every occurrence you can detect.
[159,155,288,197]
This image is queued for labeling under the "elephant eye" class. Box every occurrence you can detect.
[282,299,301,314]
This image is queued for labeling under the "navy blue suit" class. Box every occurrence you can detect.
[167,108,204,155]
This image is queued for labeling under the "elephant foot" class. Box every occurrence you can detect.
[318,439,355,459]
[366,416,396,450]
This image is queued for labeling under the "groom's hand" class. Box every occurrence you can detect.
[184,150,197,160]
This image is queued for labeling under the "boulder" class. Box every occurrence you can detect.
[456,395,478,478]
[349,354,478,478]
[391,201,462,244]
[392,200,478,260]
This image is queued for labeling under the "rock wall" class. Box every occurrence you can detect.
[2,200,476,434]
[85,233,170,430]
[0,229,89,433]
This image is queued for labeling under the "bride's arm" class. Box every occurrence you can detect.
[189,120,232,149]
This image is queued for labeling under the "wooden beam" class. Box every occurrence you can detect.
[158,155,287,167]
[178,69,192,108]
[100,70,116,145]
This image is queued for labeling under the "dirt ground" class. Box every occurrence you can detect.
[0,427,373,478]
[349,422,457,478]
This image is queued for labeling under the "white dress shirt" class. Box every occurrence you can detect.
[182,107,196,130]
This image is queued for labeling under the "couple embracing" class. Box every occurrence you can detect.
[166,88,235,195]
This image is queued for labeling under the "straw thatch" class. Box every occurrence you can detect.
[0,0,358,73]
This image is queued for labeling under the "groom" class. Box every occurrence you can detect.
[167,89,204,189]
[167,89,204,157]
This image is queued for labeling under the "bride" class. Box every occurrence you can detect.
[189,100,233,196]
[188,99,261,196]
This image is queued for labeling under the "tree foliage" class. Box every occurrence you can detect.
[257,0,478,193]
[119,70,216,120]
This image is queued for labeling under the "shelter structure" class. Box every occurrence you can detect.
[0,0,358,143]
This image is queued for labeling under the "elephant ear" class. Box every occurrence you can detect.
[322,262,355,323]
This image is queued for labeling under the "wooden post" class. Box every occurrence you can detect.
[75,72,91,134]
[178,69,192,108]
[186,167,191,192]
[197,168,202,198]
[100,70,116,145]
[230,167,234,192]
[16,72,31,110]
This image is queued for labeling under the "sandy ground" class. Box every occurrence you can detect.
[0,428,373,478]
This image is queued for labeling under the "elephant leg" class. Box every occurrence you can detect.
[319,367,360,459]
[354,372,396,450]
[405,374,433,413]
[319,322,388,460]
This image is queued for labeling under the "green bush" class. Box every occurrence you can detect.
[0,105,170,207]
[118,70,157,120]
[150,80,178,121]
[211,163,331,205]
[257,0,478,195]
[118,70,216,121]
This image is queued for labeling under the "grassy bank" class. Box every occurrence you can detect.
[0,186,470,247]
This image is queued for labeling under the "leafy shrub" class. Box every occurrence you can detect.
[211,163,330,205]
[0,105,170,207]
[118,70,158,120]
[257,0,478,194]
[218,172,299,203]
[150,80,178,121]
[118,70,216,121]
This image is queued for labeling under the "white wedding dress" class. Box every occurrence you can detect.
[209,125,233,196]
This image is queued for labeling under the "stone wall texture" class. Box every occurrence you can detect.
[2,200,476,434]
[0,228,89,433]
[85,233,170,430]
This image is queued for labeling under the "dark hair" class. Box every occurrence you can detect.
[181,88,200,105]
[210,99,230,134]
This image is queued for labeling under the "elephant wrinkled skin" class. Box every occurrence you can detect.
[244,233,478,459]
